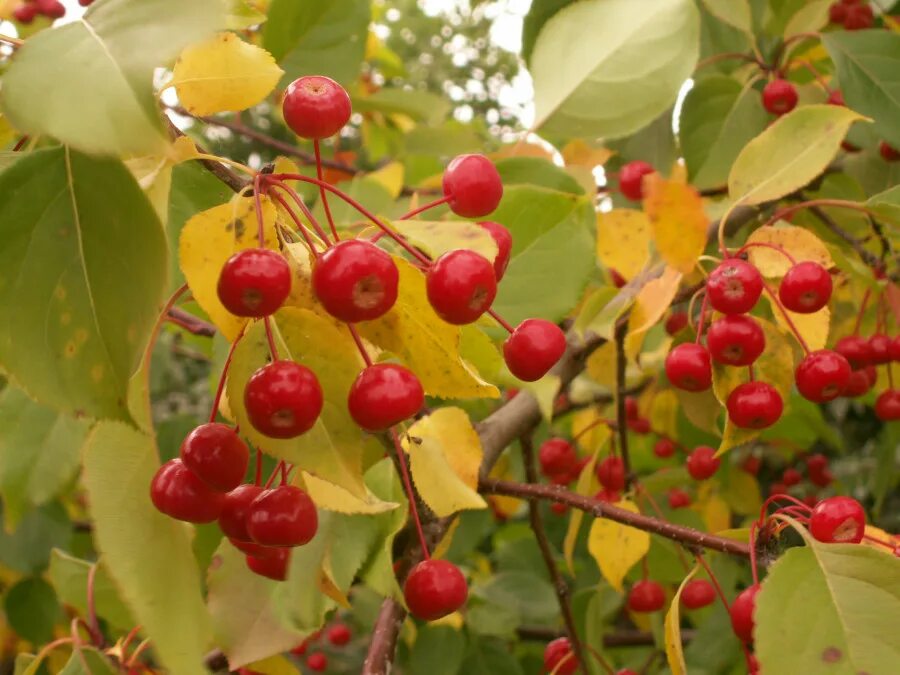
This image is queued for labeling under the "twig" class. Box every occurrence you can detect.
[165,115,249,193]
[807,205,898,281]
[516,626,696,647]
[0,33,23,48]
[166,308,216,337]
[613,320,632,486]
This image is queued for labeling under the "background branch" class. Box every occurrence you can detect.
[614,320,632,486]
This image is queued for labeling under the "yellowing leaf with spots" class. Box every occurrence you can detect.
[643,174,708,275]
[596,209,651,280]
[664,567,698,675]
[358,259,499,399]
[403,407,487,517]
[765,292,830,351]
[746,223,834,277]
[180,194,278,341]
[626,267,683,359]
[299,472,399,515]
[390,219,498,262]
[587,500,651,592]
[171,32,283,115]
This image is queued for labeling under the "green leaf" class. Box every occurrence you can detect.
[521,0,574,64]
[0,502,71,574]
[0,0,225,156]
[357,459,408,598]
[474,571,559,623]
[530,0,699,139]
[48,550,135,632]
[867,183,900,228]
[700,0,752,35]
[823,30,900,149]
[728,105,866,205]
[58,647,118,675]
[0,385,91,529]
[0,147,168,421]
[3,577,61,644]
[409,626,466,675]
[353,88,451,126]
[783,0,831,38]
[755,543,900,674]
[82,422,212,675]
[495,157,585,195]
[461,638,525,675]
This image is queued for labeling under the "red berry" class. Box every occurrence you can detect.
[806,453,828,473]
[810,468,834,488]
[247,485,318,547]
[477,221,512,281]
[306,652,327,672]
[180,423,249,492]
[762,79,798,116]
[665,311,689,336]
[593,488,621,503]
[795,350,851,403]
[686,446,721,481]
[842,368,873,397]
[867,333,892,365]
[829,2,848,23]
[827,89,845,106]
[618,161,655,201]
[150,459,224,523]
[326,622,351,646]
[217,249,291,318]
[38,0,65,19]
[290,640,308,656]
[616,671,639,675]
[706,260,763,315]
[229,538,283,559]
[706,315,765,366]
[654,438,676,458]
[810,496,865,543]
[782,467,802,487]
[403,559,468,621]
[12,4,38,22]
[625,396,639,419]
[834,335,871,369]
[665,343,712,392]
[843,3,874,29]
[742,455,761,475]
[779,262,832,313]
[609,268,627,288]
[539,438,578,478]
[426,250,497,324]
[219,484,264,542]
[283,76,351,139]
[730,585,760,643]
[627,417,651,434]
[245,547,290,581]
[503,319,567,382]
[312,239,399,323]
[769,482,788,497]
[79,0,94,5]
[441,154,503,218]
[348,364,423,431]
[668,488,691,509]
[627,580,666,612]
[550,501,569,515]
[875,389,900,421]
[244,361,323,438]
[543,638,577,675]
[681,579,716,610]
[889,335,900,362]
[726,381,783,429]
[596,456,626,491]
[879,142,900,161]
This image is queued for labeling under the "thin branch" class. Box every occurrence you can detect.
[807,205,898,281]
[517,626,696,647]
[166,308,216,337]
[165,115,249,193]
[613,319,632,486]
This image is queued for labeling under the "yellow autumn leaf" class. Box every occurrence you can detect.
[179,194,278,340]
[861,525,896,552]
[563,448,602,573]
[403,407,487,517]
[520,374,562,423]
[367,161,405,198]
[746,223,834,277]
[572,408,613,454]
[664,567,699,675]
[764,292,831,351]
[587,500,651,592]
[626,266,683,359]
[650,389,679,439]
[596,209,651,280]
[300,472,399,515]
[586,340,618,389]
[562,139,613,168]
[245,655,300,675]
[487,454,522,519]
[698,493,731,533]
[643,174,709,275]
[390,219,498,262]
[171,32,283,115]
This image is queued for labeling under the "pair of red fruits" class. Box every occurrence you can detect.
[834,332,900,420]
[12,0,93,23]
[829,0,874,30]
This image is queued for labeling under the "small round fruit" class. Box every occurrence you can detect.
[282,76,351,139]
[843,2,873,30]
[306,652,328,672]
[782,468,802,487]
[594,488,621,503]
[618,161,655,201]
[681,579,716,610]
[13,4,38,22]
[539,438,578,478]
[665,311,689,336]
[778,261,832,313]
[742,455,761,475]
[806,453,828,474]
[247,485,318,547]
[617,671,639,675]
[180,423,249,492]
[290,640,308,656]
[230,538,282,559]
[477,221,512,281]
[809,496,865,544]
[726,381,783,429]
[596,456,626,491]
[627,580,666,612]
[441,154,502,218]
[312,239,399,323]
[875,389,900,421]
[609,268,627,288]
[665,343,712,392]
[543,637,577,675]
[625,397,639,419]
[668,488,691,509]
[829,2,848,24]
[827,89,845,106]
[686,446,721,481]
[810,468,834,488]
[880,142,900,162]
[348,363,424,431]
[550,501,569,515]
[842,368,873,397]
[245,547,290,581]
[706,260,763,315]
[327,623,351,646]
[730,584,760,643]
[834,335,871,368]
[762,79,798,115]
[867,333,892,365]
[403,559,468,621]
[150,459,224,523]
[244,361,323,439]
[627,417,651,434]
[426,250,497,324]
[503,319,567,382]
[706,315,765,366]
[654,438,677,458]
[795,350,851,403]
[217,249,291,318]
[219,484,264,542]
[889,335,900,362]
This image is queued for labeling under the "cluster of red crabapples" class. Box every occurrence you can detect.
[829,0,875,31]
[11,0,92,23]
[151,75,568,622]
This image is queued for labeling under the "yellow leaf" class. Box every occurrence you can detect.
[520,374,562,423]
[585,340,618,389]
[665,567,699,675]
[564,449,601,573]
[169,135,202,163]
[723,470,762,516]
[698,494,731,533]
[367,162,405,198]
[179,194,278,341]
[676,388,721,436]
[596,209,651,280]
[0,114,15,147]
[402,407,487,517]
[765,293,830,351]
[571,408,613,454]
[746,223,834,277]
[650,390,679,439]
[300,472,399,515]
[862,525,896,552]
[390,219,498,262]
[625,266,683,359]
[245,655,300,675]
[171,32,283,115]
[587,500,651,592]
[643,174,708,275]
[562,139,613,168]
[318,558,351,608]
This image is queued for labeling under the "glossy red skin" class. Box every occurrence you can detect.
[327,623,351,646]
[503,319,567,382]
[247,485,318,547]
[596,456,626,491]
[681,579,716,609]
[477,221,512,280]
[245,547,290,581]
[875,389,900,421]
[778,261,832,313]
[229,537,284,559]
[244,361,323,438]
[627,580,666,612]
[217,249,291,318]
[810,496,865,543]
[843,3,873,30]
[539,438,578,478]
[668,488,691,509]
[426,250,497,324]
[312,239,399,322]
[180,423,249,492]
[38,0,65,18]
[867,333,892,365]
[305,652,328,672]
[706,260,763,315]
[150,459,224,523]
[403,559,468,621]
[665,343,712,392]
[348,363,424,431]
[762,79,798,115]
[618,161,655,201]
[842,368,873,397]
[890,335,900,362]
[782,468,802,487]
[654,438,676,458]
[834,335,871,369]
[441,154,503,218]
[880,142,900,162]
[706,315,765,366]
[13,4,38,22]
[283,76,351,139]
[219,484,264,541]
[727,381,783,429]
[795,349,851,403]
[686,446,721,480]
[730,584,760,643]
[543,637,577,675]
[665,311,689,336]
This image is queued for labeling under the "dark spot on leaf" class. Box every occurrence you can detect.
[822,647,842,663]
[227,218,246,238]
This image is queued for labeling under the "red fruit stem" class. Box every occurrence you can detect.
[85,565,102,646]
[264,460,285,489]
[694,291,709,344]
[253,173,266,247]
[388,428,431,560]
[269,189,321,258]
[313,139,340,242]
[764,199,876,229]
[209,324,248,423]
[695,51,764,71]
[119,625,142,657]
[778,506,810,522]
[347,325,374,367]
[487,308,514,334]
[12,136,29,152]
[582,644,616,675]
[267,179,333,245]
[637,485,691,572]
[791,59,831,94]
[748,522,760,585]
[761,282,811,354]
[852,288,871,336]
[280,461,289,486]
[398,195,452,220]
[733,241,797,265]
[758,493,811,526]
[875,292,885,334]
[862,534,895,552]
[694,553,731,613]
[263,316,280,360]
[254,448,263,486]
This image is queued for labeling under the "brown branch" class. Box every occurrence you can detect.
[516,626,696,646]
[613,320,632,487]
[166,308,216,337]
[807,205,899,282]
[165,115,249,193]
